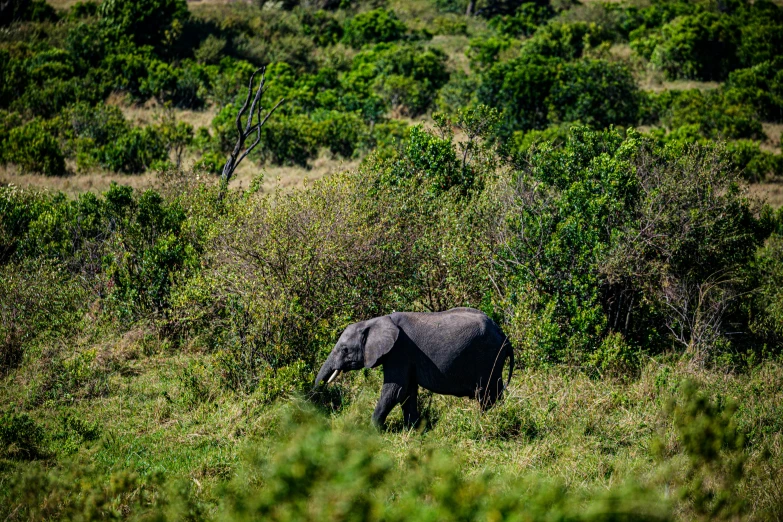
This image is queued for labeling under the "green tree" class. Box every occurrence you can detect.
[98,0,188,48]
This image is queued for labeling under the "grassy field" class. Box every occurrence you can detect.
[3,327,783,520]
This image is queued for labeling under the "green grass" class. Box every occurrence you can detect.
[3,330,783,520]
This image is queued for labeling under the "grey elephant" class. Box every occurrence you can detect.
[314,307,514,428]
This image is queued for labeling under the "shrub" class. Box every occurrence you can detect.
[667,381,747,519]
[98,0,188,48]
[750,233,783,347]
[467,36,519,70]
[495,128,766,365]
[0,412,46,460]
[650,89,764,140]
[723,59,783,123]
[342,9,407,48]
[724,140,783,183]
[258,114,319,167]
[644,13,740,81]
[548,59,640,128]
[520,21,613,61]
[0,0,57,26]
[0,262,87,375]
[376,125,464,195]
[4,119,66,176]
[477,54,556,134]
[347,43,449,117]
[195,35,227,65]
[489,3,555,37]
[171,172,422,390]
[99,126,167,173]
[313,110,367,159]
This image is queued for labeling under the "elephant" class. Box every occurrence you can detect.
[314,307,514,428]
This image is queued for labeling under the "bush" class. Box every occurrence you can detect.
[98,0,188,48]
[644,12,740,81]
[342,9,407,48]
[171,173,422,389]
[4,119,66,176]
[548,59,640,128]
[194,35,227,65]
[489,3,555,37]
[723,59,783,123]
[0,262,87,375]
[0,0,57,26]
[313,110,367,158]
[750,233,783,346]
[99,126,167,173]
[648,89,764,140]
[477,54,556,134]
[724,140,783,183]
[0,412,46,461]
[495,128,766,365]
[520,21,613,61]
[258,114,319,167]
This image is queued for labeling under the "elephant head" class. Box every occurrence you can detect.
[314,316,399,387]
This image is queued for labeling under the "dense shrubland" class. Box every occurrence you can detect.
[4,0,783,520]
[1,0,782,176]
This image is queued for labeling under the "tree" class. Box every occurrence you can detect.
[98,0,188,48]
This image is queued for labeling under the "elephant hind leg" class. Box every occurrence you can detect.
[401,384,420,428]
[478,374,505,412]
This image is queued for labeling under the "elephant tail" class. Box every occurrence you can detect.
[504,338,514,391]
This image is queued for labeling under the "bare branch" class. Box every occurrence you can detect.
[218,66,285,201]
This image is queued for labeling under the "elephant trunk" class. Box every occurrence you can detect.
[314,353,339,387]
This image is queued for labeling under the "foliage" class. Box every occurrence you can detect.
[3,119,66,176]
[342,9,408,48]
[495,127,766,366]
[547,58,639,128]
[0,262,86,376]
[666,381,747,519]
[0,412,46,461]
[98,0,188,49]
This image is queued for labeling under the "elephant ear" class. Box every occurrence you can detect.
[363,316,399,368]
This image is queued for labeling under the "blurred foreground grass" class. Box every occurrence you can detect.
[2,340,782,520]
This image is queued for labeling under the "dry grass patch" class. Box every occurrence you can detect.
[749,177,783,208]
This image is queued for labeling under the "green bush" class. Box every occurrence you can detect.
[497,127,765,364]
[0,262,87,375]
[750,233,783,346]
[724,139,783,182]
[520,21,613,61]
[548,59,640,128]
[488,3,555,37]
[342,9,407,48]
[477,54,556,133]
[723,58,783,123]
[98,0,188,48]
[376,124,468,195]
[4,119,66,176]
[0,0,57,26]
[313,109,367,158]
[258,114,319,167]
[643,12,739,81]
[648,89,764,140]
[0,412,46,461]
[97,127,163,173]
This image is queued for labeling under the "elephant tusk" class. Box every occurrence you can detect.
[327,370,341,384]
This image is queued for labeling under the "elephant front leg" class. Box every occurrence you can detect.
[372,382,404,429]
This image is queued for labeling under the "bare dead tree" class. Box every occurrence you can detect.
[219,66,284,200]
